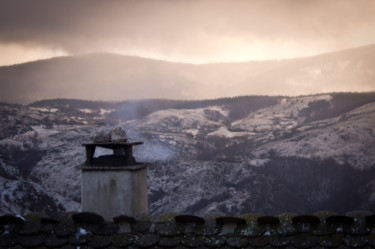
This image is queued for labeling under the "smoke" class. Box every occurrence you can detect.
[134,142,175,162]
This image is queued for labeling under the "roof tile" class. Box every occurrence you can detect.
[268,235,290,247]
[365,215,375,226]
[88,235,112,248]
[215,216,246,225]
[193,221,221,236]
[133,220,153,233]
[57,244,77,249]
[204,235,226,247]
[248,236,269,248]
[20,220,42,236]
[319,234,344,247]
[2,211,375,248]
[257,216,281,226]
[225,236,249,248]
[0,214,25,225]
[238,221,263,237]
[134,233,160,248]
[155,222,185,237]
[290,233,318,248]
[19,234,46,248]
[53,218,77,237]
[113,215,137,224]
[292,215,320,225]
[344,235,368,248]
[68,233,93,246]
[276,214,298,236]
[346,213,371,235]
[111,233,135,247]
[180,233,205,248]
[158,236,181,248]
[175,215,205,224]
[368,234,375,247]
[44,234,68,247]
[94,221,119,235]
[0,233,20,247]
[326,215,355,225]
[310,222,336,236]
[72,212,105,224]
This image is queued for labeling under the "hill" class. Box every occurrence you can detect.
[1,44,375,104]
[1,93,375,215]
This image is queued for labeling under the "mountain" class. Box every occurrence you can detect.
[1,44,375,104]
[1,93,375,216]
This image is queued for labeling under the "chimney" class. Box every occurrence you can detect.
[80,127,149,220]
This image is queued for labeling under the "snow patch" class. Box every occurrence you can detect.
[208,127,252,138]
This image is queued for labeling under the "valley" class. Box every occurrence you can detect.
[1,93,375,216]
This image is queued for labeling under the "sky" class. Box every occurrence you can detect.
[0,0,375,66]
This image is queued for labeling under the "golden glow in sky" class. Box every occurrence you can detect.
[0,0,375,65]
[0,44,67,66]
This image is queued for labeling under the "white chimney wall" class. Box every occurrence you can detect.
[81,166,148,220]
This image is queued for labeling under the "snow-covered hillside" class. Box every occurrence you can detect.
[254,102,375,169]
[0,93,375,216]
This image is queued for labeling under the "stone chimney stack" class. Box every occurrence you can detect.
[80,128,149,220]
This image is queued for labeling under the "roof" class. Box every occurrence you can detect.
[1,211,375,248]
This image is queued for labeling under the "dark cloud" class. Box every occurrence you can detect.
[0,0,375,61]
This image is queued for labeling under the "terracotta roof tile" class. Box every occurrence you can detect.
[69,233,93,246]
[63,245,78,249]
[94,221,119,235]
[248,236,269,247]
[365,214,375,226]
[290,233,318,248]
[19,234,46,248]
[155,222,185,237]
[292,215,320,225]
[72,212,105,224]
[204,235,226,247]
[326,215,355,225]
[215,216,247,225]
[88,235,112,248]
[0,233,20,247]
[111,233,135,247]
[44,234,68,247]
[276,213,299,236]
[226,236,249,248]
[53,218,77,237]
[319,234,344,247]
[180,233,205,248]
[158,236,181,248]
[368,234,375,247]
[258,216,281,225]
[1,211,375,248]
[344,235,368,248]
[113,215,137,224]
[193,221,220,236]
[134,233,160,248]
[133,220,153,233]
[0,214,25,225]
[175,214,205,224]
[268,235,290,247]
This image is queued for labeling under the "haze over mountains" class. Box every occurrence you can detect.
[1,44,375,104]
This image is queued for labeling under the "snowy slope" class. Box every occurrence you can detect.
[254,102,375,169]
[1,93,375,216]
[230,94,332,134]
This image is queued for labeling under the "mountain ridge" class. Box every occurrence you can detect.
[1,92,375,215]
[1,44,375,104]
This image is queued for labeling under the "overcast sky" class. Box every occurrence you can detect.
[1,0,375,66]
